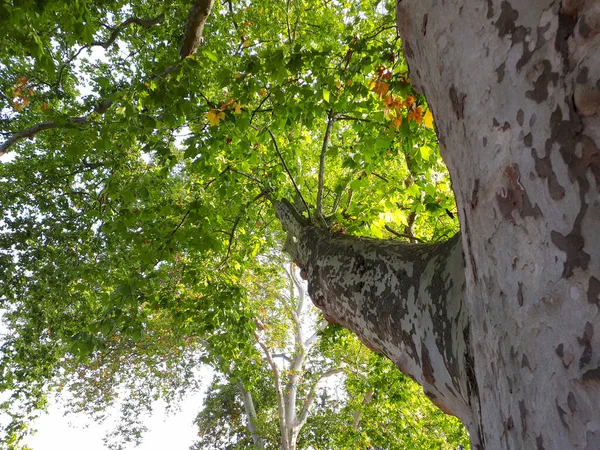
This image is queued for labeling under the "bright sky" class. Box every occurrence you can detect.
[22,378,212,450]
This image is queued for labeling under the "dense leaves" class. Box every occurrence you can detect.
[0,0,460,447]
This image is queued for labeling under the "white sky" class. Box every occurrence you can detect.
[22,381,211,450]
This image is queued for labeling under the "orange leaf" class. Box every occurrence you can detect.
[373,81,389,98]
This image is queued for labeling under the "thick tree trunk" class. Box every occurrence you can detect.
[277,0,600,448]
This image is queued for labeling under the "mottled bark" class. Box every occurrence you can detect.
[277,0,600,448]
[275,199,479,443]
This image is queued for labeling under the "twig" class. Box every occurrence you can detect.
[217,190,269,268]
[250,90,272,124]
[230,168,265,187]
[55,15,164,88]
[171,209,191,237]
[316,111,334,222]
[266,128,311,220]
[225,0,239,31]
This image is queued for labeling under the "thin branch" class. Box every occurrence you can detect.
[230,168,264,187]
[171,210,191,237]
[250,90,272,124]
[316,111,334,222]
[304,319,328,349]
[93,15,165,49]
[225,0,239,31]
[266,128,311,220]
[384,224,426,243]
[272,353,293,363]
[254,329,288,446]
[55,15,164,87]
[0,99,113,157]
[334,114,376,123]
[297,367,345,429]
[217,190,269,268]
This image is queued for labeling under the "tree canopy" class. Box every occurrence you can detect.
[0,0,461,446]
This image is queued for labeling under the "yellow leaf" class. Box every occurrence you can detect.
[234,103,242,114]
[206,109,225,126]
[423,109,434,129]
[243,39,250,47]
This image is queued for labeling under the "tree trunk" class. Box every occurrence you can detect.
[277,0,600,448]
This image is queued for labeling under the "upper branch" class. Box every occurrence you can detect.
[180,0,216,57]
[94,15,165,49]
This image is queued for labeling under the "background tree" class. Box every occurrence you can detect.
[193,262,468,449]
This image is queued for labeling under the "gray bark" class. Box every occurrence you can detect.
[276,0,600,448]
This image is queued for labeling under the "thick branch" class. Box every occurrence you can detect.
[180,0,216,57]
[275,196,473,426]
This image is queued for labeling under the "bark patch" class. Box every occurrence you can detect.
[555,9,577,70]
[470,179,480,209]
[449,85,466,120]
[556,399,569,429]
[532,147,566,200]
[577,322,593,368]
[421,340,436,385]
[495,1,518,37]
[588,276,600,305]
[525,60,559,104]
[496,63,505,83]
[519,399,528,439]
[496,164,542,221]
[517,282,524,306]
[567,391,577,412]
[581,366,600,383]
[536,434,545,450]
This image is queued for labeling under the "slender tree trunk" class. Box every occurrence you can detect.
[276,0,600,448]
[239,384,266,449]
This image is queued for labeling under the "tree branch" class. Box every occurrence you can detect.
[266,128,311,220]
[254,329,288,448]
[180,0,216,57]
[316,111,334,223]
[94,15,165,49]
[384,224,426,243]
[0,99,113,157]
[55,15,164,88]
[238,383,265,449]
[296,367,345,429]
